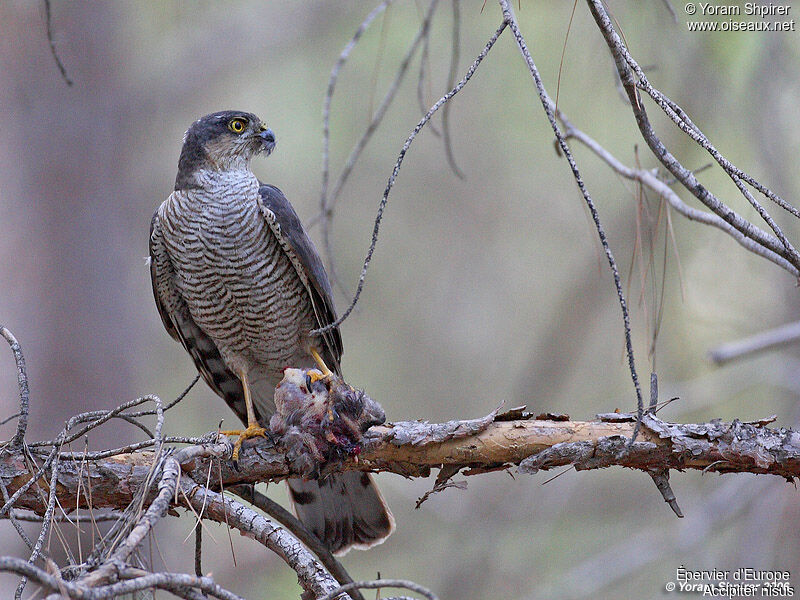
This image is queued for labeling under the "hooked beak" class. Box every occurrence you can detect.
[258,127,276,155]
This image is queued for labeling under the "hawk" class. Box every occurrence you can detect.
[149,110,394,554]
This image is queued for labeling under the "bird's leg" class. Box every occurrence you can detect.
[220,368,268,461]
[308,347,332,383]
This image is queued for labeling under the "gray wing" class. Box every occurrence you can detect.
[257,184,343,375]
[149,211,249,424]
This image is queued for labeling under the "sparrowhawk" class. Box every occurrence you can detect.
[149,110,394,554]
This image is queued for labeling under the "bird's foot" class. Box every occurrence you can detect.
[220,422,268,461]
[309,347,333,378]
[306,368,329,385]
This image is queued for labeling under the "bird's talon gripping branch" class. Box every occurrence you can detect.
[220,423,269,461]
[216,367,272,460]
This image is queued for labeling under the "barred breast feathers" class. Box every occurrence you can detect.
[155,172,317,380]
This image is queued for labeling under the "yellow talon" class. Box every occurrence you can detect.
[220,423,268,461]
[307,369,327,384]
[309,347,332,377]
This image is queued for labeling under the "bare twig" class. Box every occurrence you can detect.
[312,20,508,335]
[56,436,206,461]
[647,372,658,414]
[317,0,393,301]
[15,437,65,598]
[326,0,440,214]
[4,510,126,523]
[229,484,364,600]
[0,445,59,518]
[318,0,440,297]
[318,579,438,600]
[660,0,678,23]
[77,442,185,588]
[182,479,349,600]
[709,320,800,365]
[318,0,392,228]
[1,326,30,447]
[586,0,800,274]
[497,0,645,442]
[557,111,800,276]
[441,0,464,179]
[28,394,164,449]
[0,557,71,597]
[647,469,683,518]
[125,374,200,418]
[415,12,440,137]
[1,553,247,600]
[0,477,34,550]
[194,526,202,577]
[43,0,73,86]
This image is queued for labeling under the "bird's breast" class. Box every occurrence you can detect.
[159,181,316,375]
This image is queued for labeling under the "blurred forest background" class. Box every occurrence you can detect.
[1,1,799,598]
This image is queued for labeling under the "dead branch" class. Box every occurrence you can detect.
[709,320,800,365]
[8,441,351,600]
[1,326,29,447]
[43,0,73,87]
[3,410,798,520]
[556,112,800,275]
[229,484,364,600]
[317,579,438,600]
[180,479,346,600]
[4,386,798,599]
[585,0,800,275]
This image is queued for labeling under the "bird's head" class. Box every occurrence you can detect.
[175,111,276,190]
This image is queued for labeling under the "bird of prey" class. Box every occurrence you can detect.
[149,110,394,554]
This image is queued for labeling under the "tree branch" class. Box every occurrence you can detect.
[180,479,347,600]
[8,396,796,599]
[556,111,800,276]
[3,410,798,521]
[585,0,800,275]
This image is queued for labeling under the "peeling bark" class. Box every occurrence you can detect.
[2,410,798,518]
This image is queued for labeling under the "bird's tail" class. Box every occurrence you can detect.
[288,472,395,555]
[248,366,394,554]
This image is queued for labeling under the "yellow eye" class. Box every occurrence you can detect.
[228,118,247,134]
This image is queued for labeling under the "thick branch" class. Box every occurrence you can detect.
[2,411,798,518]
